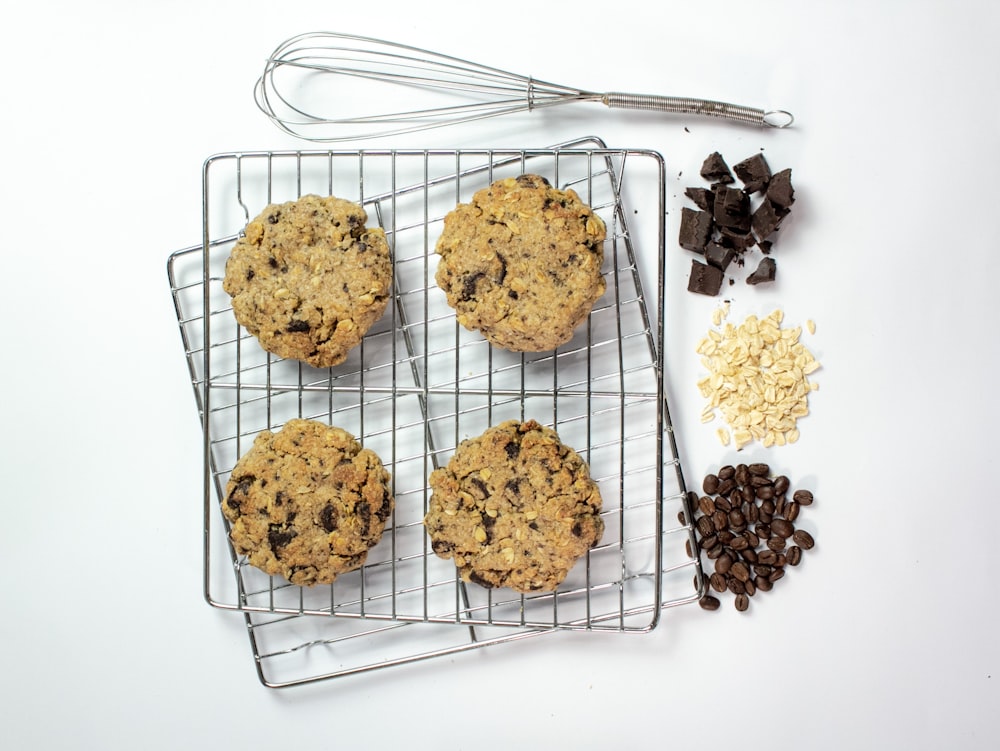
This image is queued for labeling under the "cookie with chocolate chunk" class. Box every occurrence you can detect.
[434,174,606,352]
[222,419,394,586]
[424,419,604,593]
[223,194,392,368]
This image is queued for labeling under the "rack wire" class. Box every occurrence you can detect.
[168,137,703,686]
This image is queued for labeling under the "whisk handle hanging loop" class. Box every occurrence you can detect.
[602,92,793,128]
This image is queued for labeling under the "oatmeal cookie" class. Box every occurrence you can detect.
[434,174,606,352]
[222,419,394,586]
[223,194,392,368]
[424,419,604,592]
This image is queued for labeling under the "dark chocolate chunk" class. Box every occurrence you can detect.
[719,227,756,251]
[700,151,734,184]
[267,524,296,551]
[713,186,751,231]
[286,319,310,333]
[687,259,725,296]
[766,168,795,209]
[319,503,338,532]
[746,257,777,285]
[733,153,772,194]
[684,187,715,212]
[704,242,737,271]
[751,198,787,241]
[758,239,773,255]
[679,207,714,252]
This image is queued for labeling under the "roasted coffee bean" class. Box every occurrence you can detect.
[715,553,734,575]
[766,537,787,553]
[775,493,787,517]
[787,546,803,566]
[685,539,693,558]
[699,533,718,550]
[741,547,758,565]
[734,593,750,612]
[715,494,732,514]
[717,478,736,496]
[703,474,720,494]
[756,484,775,501]
[793,489,814,506]
[717,530,735,545]
[727,577,746,595]
[735,464,750,486]
[748,462,770,477]
[775,553,788,567]
[783,501,800,522]
[744,577,757,597]
[710,572,727,592]
[718,465,736,480]
[758,549,778,565]
[744,530,760,548]
[712,510,729,531]
[730,535,749,551]
[706,545,724,560]
[759,508,773,524]
[741,484,756,503]
[728,509,746,528]
[768,568,785,584]
[677,511,687,524]
[730,561,751,582]
[755,576,773,592]
[699,595,721,611]
[750,473,772,487]
[698,495,716,515]
[697,516,714,537]
[760,499,776,515]
[771,519,794,538]
[773,475,790,495]
[792,529,815,550]
[753,564,773,578]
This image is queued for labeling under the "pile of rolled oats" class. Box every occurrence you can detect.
[696,305,820,450]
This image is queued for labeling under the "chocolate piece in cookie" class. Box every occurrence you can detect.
[223,194,392,368]
[424,419,604,593]
[434,174,606,352]
[222,419,394,586]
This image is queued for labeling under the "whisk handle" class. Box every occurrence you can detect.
[602,92,793,128]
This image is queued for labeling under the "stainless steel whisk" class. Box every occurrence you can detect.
[254,32,793,142]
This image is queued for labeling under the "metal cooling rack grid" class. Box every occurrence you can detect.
[168,139,703,684]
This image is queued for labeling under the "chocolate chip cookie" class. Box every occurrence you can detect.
[222,419,394,586]
[424,419,604,592]
[434,174,607,352]
[223,194,392,368]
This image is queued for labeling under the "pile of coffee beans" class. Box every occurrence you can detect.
[686,462,815,612]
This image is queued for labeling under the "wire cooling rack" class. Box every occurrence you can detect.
[168,138,702,685]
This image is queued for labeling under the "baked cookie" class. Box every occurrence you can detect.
[223,194,392,368]
[222,419,394,586]
[434,174,606,352]
[424,419,604,592]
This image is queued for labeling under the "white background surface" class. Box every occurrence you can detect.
[3,1,998,748]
